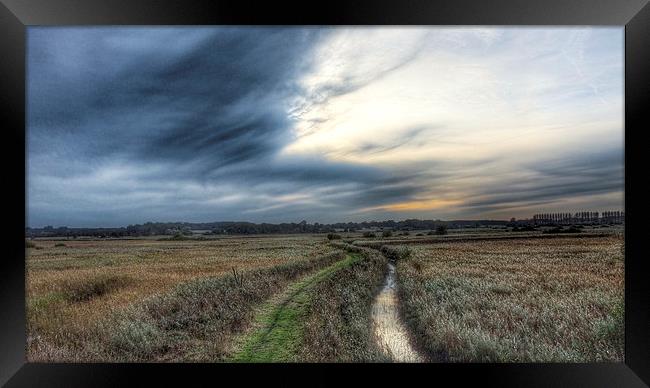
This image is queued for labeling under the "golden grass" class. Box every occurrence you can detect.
[298,245,389,362]
[26,235,335,361]
[397,235,624,362]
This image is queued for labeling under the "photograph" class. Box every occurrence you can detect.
[25,26,625,363]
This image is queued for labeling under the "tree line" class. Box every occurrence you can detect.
[25,219,509,238]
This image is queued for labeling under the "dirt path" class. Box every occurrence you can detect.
[372,262,425,362]
[231,254,360,362]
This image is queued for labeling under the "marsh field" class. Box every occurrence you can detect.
[26,228,624,363]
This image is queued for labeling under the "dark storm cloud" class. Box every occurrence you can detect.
[27,27,427,226]
[27,28,623,227]
[29,28,325,168]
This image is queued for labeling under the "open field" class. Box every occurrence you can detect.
[26,235,337,361]
[232,253,364,362]
[92,250,346,361]
[26,230,625,363]
[396,235,624,362]
[298,245,389,362]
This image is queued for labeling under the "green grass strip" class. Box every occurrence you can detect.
[231,253,361,362]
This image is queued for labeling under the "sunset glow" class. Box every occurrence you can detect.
[27,27,623,226]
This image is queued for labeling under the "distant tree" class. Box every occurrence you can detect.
[436,225,448,235]
[362,231,376,238]
[327,233,342,240]
[382,230,393,238]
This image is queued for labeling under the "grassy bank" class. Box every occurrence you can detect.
[298,244,389,362]
[232,254,362,362]
[36,250,345,362]
[353,232,615,249]
[27,235,334,361]
[396,236,624,362]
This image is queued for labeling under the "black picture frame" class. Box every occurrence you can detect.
[1,0,648,386]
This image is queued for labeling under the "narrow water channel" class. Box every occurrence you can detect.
[371,262,425,362]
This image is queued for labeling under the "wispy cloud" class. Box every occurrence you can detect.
[27,27,623,227]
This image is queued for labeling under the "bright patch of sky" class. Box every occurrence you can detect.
[27,27,623,227]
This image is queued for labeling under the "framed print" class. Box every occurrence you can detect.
[1,0,649,386]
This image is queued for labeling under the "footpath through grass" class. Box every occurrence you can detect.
[231,253,361,362]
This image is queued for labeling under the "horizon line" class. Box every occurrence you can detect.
[26,210,625,230]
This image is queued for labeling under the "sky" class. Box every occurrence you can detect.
[27,27,624,227]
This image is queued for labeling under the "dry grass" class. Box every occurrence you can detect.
[299,244,389,362]
[94,250,346,362]
[26,235,335,361]
[397,235,624,362]
[26,232,625,363]
[354,231,617,249]
[231,252,358,362]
